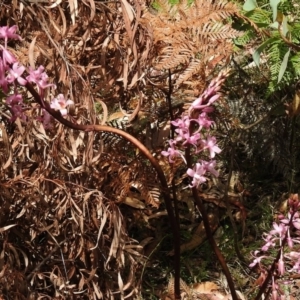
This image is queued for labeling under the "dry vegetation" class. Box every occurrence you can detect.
[0,0,240,298]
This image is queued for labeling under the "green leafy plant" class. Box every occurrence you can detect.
[237,0,300,94]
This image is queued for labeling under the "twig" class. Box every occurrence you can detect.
[26,239,66,281]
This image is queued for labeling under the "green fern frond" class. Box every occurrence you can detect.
[246,8,271,26]
[268,40,287,73]
[291,54,300,78]
[291,23,300,43]
[266,39,290,93]
[234,29,256,46]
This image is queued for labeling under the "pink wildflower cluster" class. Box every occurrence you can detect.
[0,25,73,125]
[162,71,229,188]
[250,194,300,300]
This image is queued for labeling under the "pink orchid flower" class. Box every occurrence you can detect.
[50,94,74,116]
[249,250,267,268]
[0,58,8,93]
[171,116,190,131]
[26,66,55,90]
[200,136,222,158]
[0,25,21,42]
[37,109,53,129]
[6,93,23,106]
[195,112,214,130]
[9,101,26,122]
[26,66,45,83]
[0,45,16,65]
[6,93,26,122]
[6,62,27,85]
[187,162,207,188]
[189,93,220,112]
[161,140,186,163]
[270,223,287,238]
[201,160,219,177]
[280,212,300,230]
[181,132,201,147]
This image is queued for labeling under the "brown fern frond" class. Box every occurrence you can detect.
[175,59,204,86]
[194,22,238,42]
[142,0,239,87]
[192,0,238,21]
[155,47,194,70]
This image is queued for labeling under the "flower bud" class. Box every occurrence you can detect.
[287,236,294,249]
[278,258,285,276]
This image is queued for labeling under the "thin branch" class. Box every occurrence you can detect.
[26,239,66,281]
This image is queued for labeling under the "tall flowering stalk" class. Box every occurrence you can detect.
[162,70,230,187]
[161,70,242,300]
[251,194,300,300]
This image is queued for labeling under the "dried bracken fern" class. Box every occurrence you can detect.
[0,0,242,298]
[142,0,240,86]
